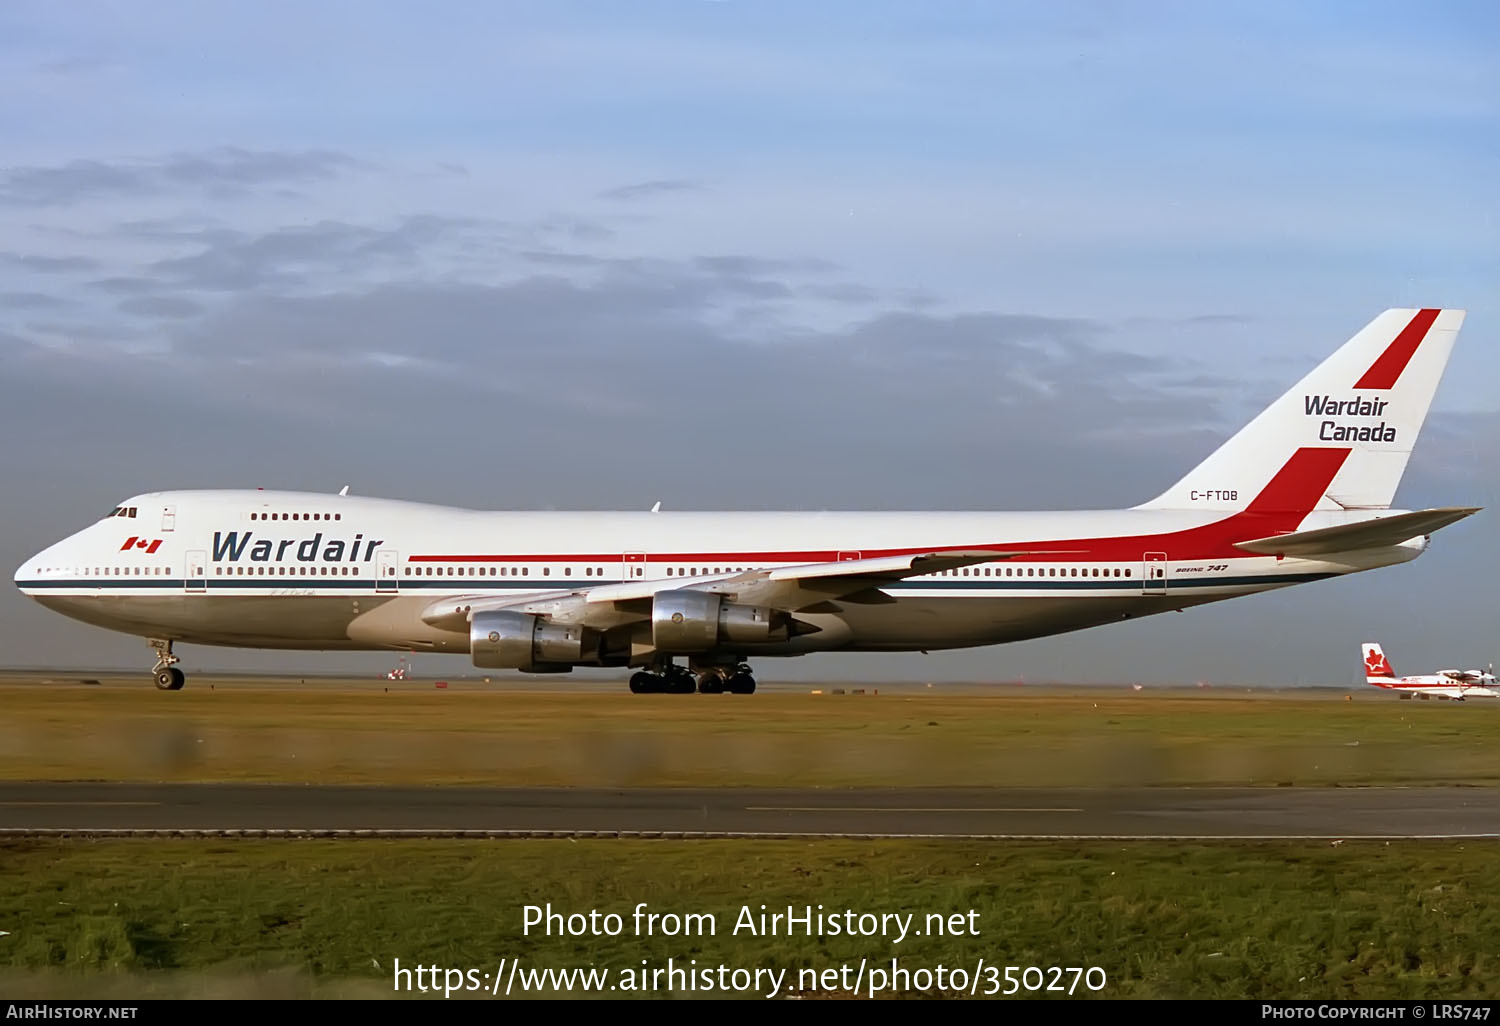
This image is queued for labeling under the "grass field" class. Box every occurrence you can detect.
[1,679,1497,787]
[1,837,1496,999]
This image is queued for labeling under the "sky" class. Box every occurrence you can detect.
[2,1,1496,685]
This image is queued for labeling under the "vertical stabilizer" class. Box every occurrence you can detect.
[1362,642,1395,683]
[1139,309,1465,512]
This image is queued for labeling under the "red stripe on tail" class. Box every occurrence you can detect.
[1353,308,1440,389]
[1244,447,1351,513]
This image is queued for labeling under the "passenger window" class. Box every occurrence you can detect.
[544,568,551,576]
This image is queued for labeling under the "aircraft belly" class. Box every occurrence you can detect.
[748,592,1238,653]
[34,594,386,650]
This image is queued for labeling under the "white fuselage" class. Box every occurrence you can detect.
[16,489,1424,664]
[1367,676,1499,699]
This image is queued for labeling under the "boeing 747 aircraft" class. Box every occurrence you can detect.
[15,309,1477,694]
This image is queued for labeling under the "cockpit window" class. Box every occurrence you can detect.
[106,507,123,519]
[128,507,137,518]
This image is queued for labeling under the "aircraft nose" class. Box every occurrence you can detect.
[16,539,68,589]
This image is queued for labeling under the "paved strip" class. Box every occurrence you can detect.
[0,783,1497,839]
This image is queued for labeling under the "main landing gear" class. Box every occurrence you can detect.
[628,660,756,695]
[150,639,185,691]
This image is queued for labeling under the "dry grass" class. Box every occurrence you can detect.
[1,679,1496,787]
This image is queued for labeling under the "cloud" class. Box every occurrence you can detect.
[2,253,101,273]
[117,295,204,320]
[145,216,484,292]
[0,148,365,207]
[694,255,838,276]
[0,292,69,311]
[598,179,702,201]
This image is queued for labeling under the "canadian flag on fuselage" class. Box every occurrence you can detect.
[1138,309,1465,513]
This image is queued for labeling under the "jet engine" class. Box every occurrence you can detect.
[470,610,587,672]
[651,590,789,653]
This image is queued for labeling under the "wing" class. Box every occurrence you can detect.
[1233,507,1480,557]
[420,549,1052,631]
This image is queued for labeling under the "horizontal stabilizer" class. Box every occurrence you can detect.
[1234,507,1480,556]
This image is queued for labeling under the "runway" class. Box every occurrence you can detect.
[1,783,1496,839]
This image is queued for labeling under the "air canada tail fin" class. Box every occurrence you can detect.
[1138,309,1465,512]
[1363,642,1395,682]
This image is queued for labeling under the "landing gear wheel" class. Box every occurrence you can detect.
[629,672,658,694]
[728,673,756,695]
[697,672,725,694]
[666,668,697,694]
[148,639,183,691]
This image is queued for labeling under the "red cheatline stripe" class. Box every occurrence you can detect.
[1353,308,1440,389]
[410,447,1350,565]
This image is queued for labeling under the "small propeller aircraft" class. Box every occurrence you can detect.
[1362,643,1498,700]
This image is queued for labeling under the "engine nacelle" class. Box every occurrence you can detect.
[651,590,786,653]
[471,610,586,671]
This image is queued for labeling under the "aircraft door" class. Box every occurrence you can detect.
[376,549,399,594]
[1142,552,1167,595]
[185,550,207,593]
[623,551,647,580]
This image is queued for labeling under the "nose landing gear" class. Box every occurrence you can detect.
[149,639,185,691]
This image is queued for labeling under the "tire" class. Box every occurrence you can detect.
[154,668,177,691]
[168,667,186,690]
[697,674,724,694]
[629,672,655,694]
[728,673,756,695]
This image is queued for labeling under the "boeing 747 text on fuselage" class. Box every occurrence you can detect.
[15,309,1477,694]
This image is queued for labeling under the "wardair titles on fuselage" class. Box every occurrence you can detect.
[1304,394,1397,443]
[212,532,384,564]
